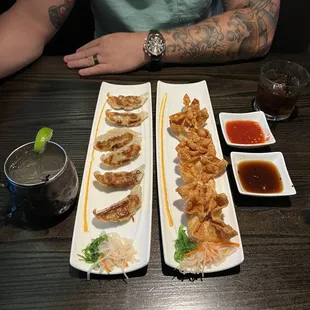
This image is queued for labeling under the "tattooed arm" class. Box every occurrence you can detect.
[162,0,280,63]
[0,0,75,79]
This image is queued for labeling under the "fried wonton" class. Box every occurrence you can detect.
[176,178,228,219]
[184,189,228,220]
[105,109,148,127]
[169,95,209,141]
[94,165,145,187]
[107,92,148,111]
[93,185,142,222]
[187,214,238,243]
[175,128,216,157]
[169,93,238,248]
[178,155,227,182]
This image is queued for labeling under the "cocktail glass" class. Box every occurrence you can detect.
[253,60,310,121]
[1,141,79,221]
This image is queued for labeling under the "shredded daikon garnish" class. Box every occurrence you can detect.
[80,232,137,280]
[178,242,239,274]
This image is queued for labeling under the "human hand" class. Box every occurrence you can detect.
[64,32,148,76]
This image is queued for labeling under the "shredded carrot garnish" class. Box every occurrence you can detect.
[185,245,204,257]
[100,260,111,273]
[185,242,239,258]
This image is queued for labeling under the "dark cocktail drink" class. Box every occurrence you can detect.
[253,61,309,121]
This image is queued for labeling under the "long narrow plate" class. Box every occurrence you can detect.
[156,80,244,272]
[70,82,153,275]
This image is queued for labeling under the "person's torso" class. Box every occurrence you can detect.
[90,0,223,37]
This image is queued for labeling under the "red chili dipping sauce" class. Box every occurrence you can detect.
[226,120,266,144]
[237,160,283,194]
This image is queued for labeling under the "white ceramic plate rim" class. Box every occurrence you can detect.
[231,151,296,197]
[69,82,153,275]
[219,111,276,148]
[156,80,244,272]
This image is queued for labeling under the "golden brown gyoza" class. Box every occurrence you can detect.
[187,214,238,243]
[105,109,148,127]
[94,165,145,187]
[107,92,148,111]
[93,185,142,222]
[94,129,140,152]
[100,140,141,167]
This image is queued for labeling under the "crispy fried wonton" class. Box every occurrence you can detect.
[169,93,237,247]
[169,94,209,141]
[187,214,238,243]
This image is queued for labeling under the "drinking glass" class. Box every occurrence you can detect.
[253,60,310,121]
[1,141,79,220]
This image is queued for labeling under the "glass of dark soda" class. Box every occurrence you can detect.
[253,61,309,121]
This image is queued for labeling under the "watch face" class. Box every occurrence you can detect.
[146,33,166,56]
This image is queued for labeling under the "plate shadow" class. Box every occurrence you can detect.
[69,265,148,281]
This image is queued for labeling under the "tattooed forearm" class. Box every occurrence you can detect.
[225,0,280,56]
[48,0,74,30]
[164,17,225,61]
[162,0,279,63]
[249,0,280,56]
[163,8,259,63]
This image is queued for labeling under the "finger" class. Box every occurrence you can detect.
[64,47,99,63]
[76,38,100,52]
[79,64,112,76]
[67,56,95,69]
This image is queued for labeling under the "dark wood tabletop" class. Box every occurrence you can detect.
[0,54,310,310]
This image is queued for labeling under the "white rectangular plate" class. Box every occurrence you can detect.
[156,80,244,272]
[70,82,153,275]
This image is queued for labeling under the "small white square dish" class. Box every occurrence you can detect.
[219,111,276,148]
[231,152,296,197]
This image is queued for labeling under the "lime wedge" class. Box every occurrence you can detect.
[34,127,54,153]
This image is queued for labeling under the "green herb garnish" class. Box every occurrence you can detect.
[174,225,197,262]
[78,234,108,263]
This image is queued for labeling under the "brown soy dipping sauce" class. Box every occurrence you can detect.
[237,160,283,194]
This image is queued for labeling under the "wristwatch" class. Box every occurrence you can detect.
[143,29,166,71]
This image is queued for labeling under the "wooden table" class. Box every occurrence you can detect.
[0,54,310,310]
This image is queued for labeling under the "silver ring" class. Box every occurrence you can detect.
[93,55,99,66]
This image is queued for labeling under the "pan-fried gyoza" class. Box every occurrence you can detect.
[100,140,141,167]
[94,165,145,187]
[94,129,140,152]
[107,92,148,110]
[93,185,142,222]
[106,109,148,127]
